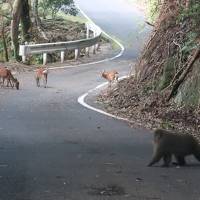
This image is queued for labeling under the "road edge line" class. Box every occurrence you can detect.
[76,4,133,122]
[49,3,125,70]
[78,76,135,123]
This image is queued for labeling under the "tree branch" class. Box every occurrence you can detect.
[167,48,200,101]
[145,21,155,27]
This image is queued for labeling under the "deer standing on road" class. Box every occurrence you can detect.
[35,67,48,88]
[101,70,119,88]
[0,67,19,90]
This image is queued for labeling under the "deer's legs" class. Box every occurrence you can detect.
[7,78,14,88]
[2,77,5,87]
[36,77,40,87]
[43,74,48,88]
[0,77,3,87]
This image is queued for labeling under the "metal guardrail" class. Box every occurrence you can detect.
[19,22,102,65]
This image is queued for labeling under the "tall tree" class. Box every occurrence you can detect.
[32,0,41,26]
[0,11,9,62]
[11,0,22,60]
[39,0,78,19]
[21,0,31,42]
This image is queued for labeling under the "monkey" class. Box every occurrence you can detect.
[148,129,200,167]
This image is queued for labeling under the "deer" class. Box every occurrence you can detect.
[101,70,119,88]
[0,67,19,90]
[35,67,48,88]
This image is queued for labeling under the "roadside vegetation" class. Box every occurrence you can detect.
[98,0,200,138]
[126,0,161,22]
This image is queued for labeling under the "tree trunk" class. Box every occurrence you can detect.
[32,0,41,26]
[21,0,31,42]
[167,48,200,101]
[11,0,22,61]
[1,21,9,62]
[32,0,48,41]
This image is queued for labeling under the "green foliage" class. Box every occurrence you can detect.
[177,3,200,60]
[181,32,198,55]
[175,61,200,107]
[0,41,4,61]
[158,57,176,90]
[143,84,153,95]
[39,0,78,19]
[179,2,200,28]
[160,119,174,130]
[0,40,4,51]
[57,11,86,23]
[147,0,160,22]
[34,54,43,64]
[39,1,50,18]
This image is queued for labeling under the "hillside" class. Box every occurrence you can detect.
[98,0,200,137]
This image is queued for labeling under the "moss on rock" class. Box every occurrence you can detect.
[175,60,200,107]
[158,57,176,90]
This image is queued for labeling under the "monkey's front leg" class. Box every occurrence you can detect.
[148,151,163,167]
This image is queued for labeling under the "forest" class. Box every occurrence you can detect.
[0,0,79,63]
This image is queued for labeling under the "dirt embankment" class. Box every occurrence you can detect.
[97,1,200,139]
[30,18,86,43]
[1,18,113,72]
[97,78,200,139]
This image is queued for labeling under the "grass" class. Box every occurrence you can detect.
[101,33,122,51]
[57,12,87,24]
[42,8,87,24]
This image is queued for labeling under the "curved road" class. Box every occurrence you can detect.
[0,1,200,199]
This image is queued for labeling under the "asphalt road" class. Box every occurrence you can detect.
[0,1,200,200]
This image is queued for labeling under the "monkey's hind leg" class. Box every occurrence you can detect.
[161,154,172,167]
[175,155,186,166]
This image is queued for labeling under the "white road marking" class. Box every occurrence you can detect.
[49,3,125,70]
[75,4,133,121]
[78,76,135,122]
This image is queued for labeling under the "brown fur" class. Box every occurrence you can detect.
[101,70,119,87]
[0,67,19,90]
[35,67,48,88]
[148,129,200,167]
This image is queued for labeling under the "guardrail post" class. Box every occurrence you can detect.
[19,23,102,63]
[61,51,65,63]
[19,45,27,63]
[86,23,89,39]
[96,43,100,51]
[86,24,90,57]
[85,47,89,57]
[22,56,26,63]
[93,32,96,54]
[75,49,79,60]
[96,36,100,51]
[43,53,47,65]
[93,45,96,54]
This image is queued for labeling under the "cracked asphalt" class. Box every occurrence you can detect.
[0,0,200,199]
